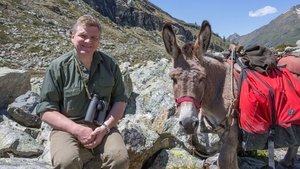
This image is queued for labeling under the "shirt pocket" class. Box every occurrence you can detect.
[63,86,86,118]
[92,80,114,100]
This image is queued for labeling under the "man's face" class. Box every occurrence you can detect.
[71,25,100,57]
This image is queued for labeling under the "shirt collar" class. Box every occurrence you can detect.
[92,51,104,65]
[72,49,103,67]
[90,51,103,78]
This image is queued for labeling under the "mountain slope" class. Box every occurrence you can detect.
[237,4,300,48]
[0,0,227,71]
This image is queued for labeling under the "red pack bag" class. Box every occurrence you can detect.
[238,68,300,134]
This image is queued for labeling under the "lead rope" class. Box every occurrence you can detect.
[228,47,237,127]
[188,135,212,158]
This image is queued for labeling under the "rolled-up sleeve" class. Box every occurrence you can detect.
[35,63,63,115]
[111,64,128,103]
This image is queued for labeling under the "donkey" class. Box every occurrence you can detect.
[162,20,298,169]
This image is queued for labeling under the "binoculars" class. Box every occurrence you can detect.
[84,94,109,125]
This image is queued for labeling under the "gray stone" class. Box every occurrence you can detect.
[119,114,176,169]
[7,91,41,128]
[149,148,204,169]
[0,158,52,169]
[0,67,31,108]
[0,125,44,158]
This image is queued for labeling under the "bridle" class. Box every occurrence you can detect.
[172,50,239,159]
[174,49,238,134]
[175,96,201,110]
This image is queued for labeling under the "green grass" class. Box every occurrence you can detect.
[0,25,11,44]
[239,150,269,162]
[27,46,43,53]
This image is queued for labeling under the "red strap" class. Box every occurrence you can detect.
[175,96,201,110]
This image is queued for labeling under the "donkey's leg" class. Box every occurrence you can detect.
[277,146,298,169]
[218,121,239,169]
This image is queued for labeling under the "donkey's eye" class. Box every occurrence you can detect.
[171,78,177,84]
[198,78,202,83]
[198,77,206,84]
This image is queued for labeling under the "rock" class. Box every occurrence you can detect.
[119,114,176,169]
[126,58,174,116]
[35,122,52,164]
[148,148,204,169]
[120,62,133,98]
[7,91,41,128]
[0,67,31,108]
[0,158,52,169]
[0,125,44,158]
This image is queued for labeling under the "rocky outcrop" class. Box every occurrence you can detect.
[0,158,52,169]
[0,0,228,74]
[0,67,31,108]
[0,125,44,158]
[83,0,162,31]
[148,148,204,168]
[83,0,194,42]
[7,91,41,128]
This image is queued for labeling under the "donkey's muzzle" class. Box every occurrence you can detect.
[179,116,199,135]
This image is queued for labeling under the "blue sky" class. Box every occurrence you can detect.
[149,0,299,38]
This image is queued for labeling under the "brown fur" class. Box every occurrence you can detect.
[162,21,298,169]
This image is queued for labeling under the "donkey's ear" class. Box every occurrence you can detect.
[194,20,211,60]
[162,22,180,58]
[199,20,211,52]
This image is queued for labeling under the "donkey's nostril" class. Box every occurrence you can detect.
[193,120,199,128]
[179,118,198,134]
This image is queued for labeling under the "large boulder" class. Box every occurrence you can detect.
[148,148,204,169]
[7,91,41,128]
[0,124,44,158]
[125,58,174,116]
[0,67,30,108]
[0,158,52,169]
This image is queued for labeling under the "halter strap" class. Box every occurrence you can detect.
[175,96,201,110]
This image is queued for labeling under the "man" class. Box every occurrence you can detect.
[35,15,129,169]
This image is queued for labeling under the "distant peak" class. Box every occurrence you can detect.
[295,7,300,15]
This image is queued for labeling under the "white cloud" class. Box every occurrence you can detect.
[249,6,278,17]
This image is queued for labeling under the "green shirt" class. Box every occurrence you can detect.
[35,49,128,121]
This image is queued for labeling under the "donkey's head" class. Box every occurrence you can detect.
[162,21,212,134]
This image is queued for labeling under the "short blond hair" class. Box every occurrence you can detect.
[72,15,101,33]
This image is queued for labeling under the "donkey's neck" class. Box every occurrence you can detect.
[201,57,233,121]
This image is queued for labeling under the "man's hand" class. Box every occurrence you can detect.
[72,124,95,145]
[83,126,107,149]
[40,111,96,146]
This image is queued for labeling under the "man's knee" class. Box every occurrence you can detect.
[52,151,83,169]
[114,153,129,169]
[50,130,83,169]
[103,148,129,169]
